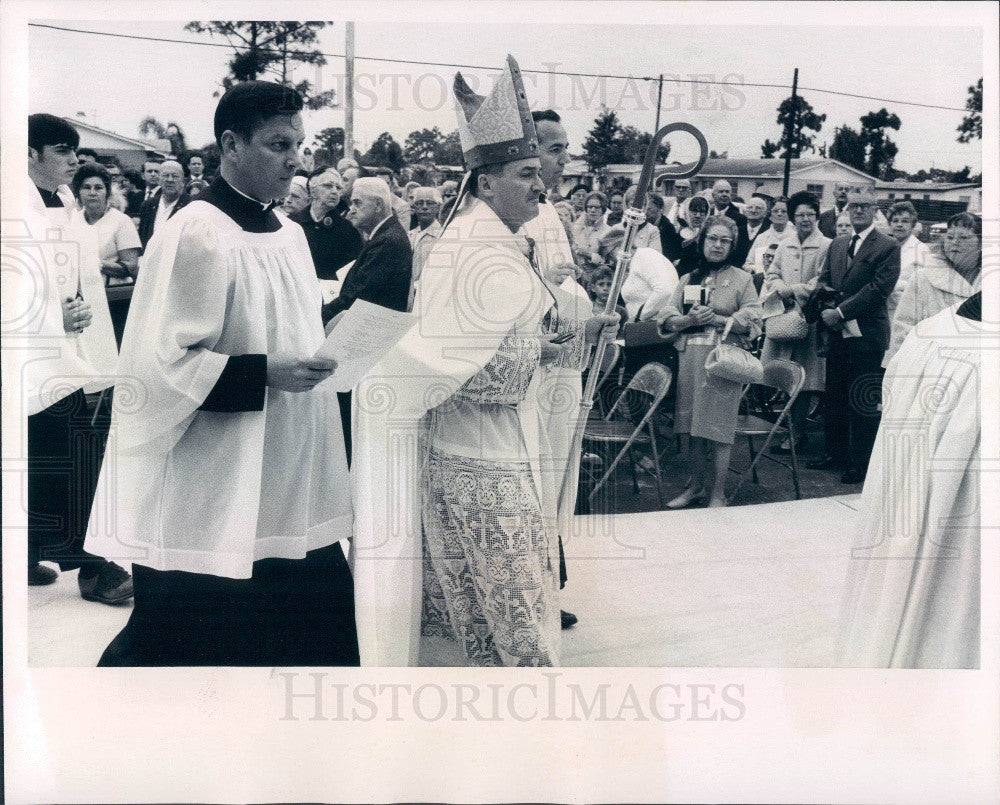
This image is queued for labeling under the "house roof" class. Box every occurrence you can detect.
[602,157,877,182]
[874,180,981,192]
[63,117,171,155]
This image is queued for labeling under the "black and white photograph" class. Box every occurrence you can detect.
[3,1,997,802]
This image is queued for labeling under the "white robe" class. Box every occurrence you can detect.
[5,185,114,417]
[837,302,984,668]
[84,201,352,579]
[351,197,584,666]
[523,199,592,534]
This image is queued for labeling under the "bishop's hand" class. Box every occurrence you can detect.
[538,333,566,366]
[267,357,337,392]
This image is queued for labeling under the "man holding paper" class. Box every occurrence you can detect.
[85,81,359,666]
[351,56,617,667]
[322,176,413,462]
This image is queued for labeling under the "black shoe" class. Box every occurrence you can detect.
[807,455,844,471]
[560,610,578,630]
[771,434,808,455]
[840,468,866,485]
[78,561,133,604]
[28,563,58,586]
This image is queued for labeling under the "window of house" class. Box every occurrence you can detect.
[806,183,824,199]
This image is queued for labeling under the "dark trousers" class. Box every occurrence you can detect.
[98,542,360,667]
[558,536,567,589]
[822,344,884,473]
[338,391,352,466]
[28,389,109,572]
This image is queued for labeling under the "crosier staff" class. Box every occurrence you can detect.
[565,121,709,507]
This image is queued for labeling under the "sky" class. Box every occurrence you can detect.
[28,14,985,174]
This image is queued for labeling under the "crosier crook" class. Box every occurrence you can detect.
[562,121,709,508]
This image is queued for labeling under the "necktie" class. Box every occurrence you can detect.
[847,234,860,260]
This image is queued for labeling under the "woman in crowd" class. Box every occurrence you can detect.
[885,211,981,363]
[282,175,310,217]
[72,162,142,346]
[655,216,763,508]
[884,201,930,339]
[759,191,831,453]
[674,195,711,275]
[571,191,611,275]
[567,183,589,221]
[678,194,710,243]
[616,185,664,254]
[748,195,792,271]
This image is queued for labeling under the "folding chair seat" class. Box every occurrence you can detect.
[728,359,806,502]
[582,361,672,508]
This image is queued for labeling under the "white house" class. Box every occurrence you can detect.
[64,117,170,170]
[876,179,981,219]
[658,158,879,206]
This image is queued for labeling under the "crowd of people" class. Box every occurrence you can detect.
[19,52,981,669]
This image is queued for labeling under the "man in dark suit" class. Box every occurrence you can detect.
[322,177,413,464]
[742,195,771,268]
[140,159,162,203]
[710,180,751,266]
[809,186,900,484]
[137,159,188,249]
[818,182,851,239]
[322,177,413,322]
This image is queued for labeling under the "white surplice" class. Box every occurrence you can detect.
[84,201,352,579]
[12,186,117,410]
[837,302,984,668]
[522,198,593,534]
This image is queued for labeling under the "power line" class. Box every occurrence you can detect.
[29,22,971,112]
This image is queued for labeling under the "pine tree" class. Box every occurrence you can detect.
[184,21,337,109]
[761,94,826,159]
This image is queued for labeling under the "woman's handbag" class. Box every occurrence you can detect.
[624,305,678,347]
[704,317,764,385]
[766,299,809,342]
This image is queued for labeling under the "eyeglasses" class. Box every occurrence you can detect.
[585,205,603,211]
[705,235,734,246]
[794,211,817,219]
[848,202,875,211]
[412,200,439,207]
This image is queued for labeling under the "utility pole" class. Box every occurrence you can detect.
[653,74,664,133]
[344,21,355,161]
[782,67,798,196]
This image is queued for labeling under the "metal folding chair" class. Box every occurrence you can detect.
[728,359,806,502]
[583,362,672,508]
[592,342,621,418]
